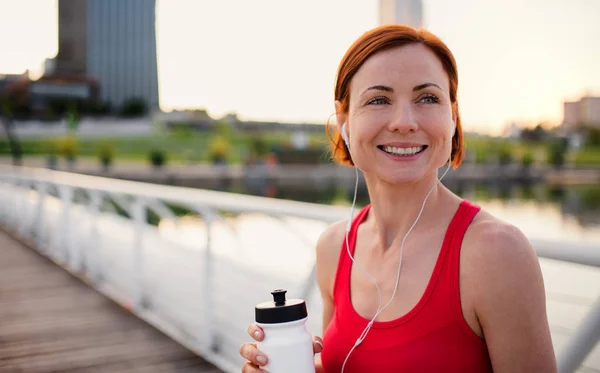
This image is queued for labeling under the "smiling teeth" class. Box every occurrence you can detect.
[383,146,424,156]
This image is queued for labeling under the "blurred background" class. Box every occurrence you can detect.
[0,1,599,372]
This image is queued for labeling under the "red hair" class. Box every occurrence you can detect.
[327,24,464,168]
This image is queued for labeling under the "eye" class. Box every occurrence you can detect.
[418,94,440,104]
[367,96,390,105]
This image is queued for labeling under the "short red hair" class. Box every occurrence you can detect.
[327,24,464,169]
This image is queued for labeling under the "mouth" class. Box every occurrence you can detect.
[377,145,428,156]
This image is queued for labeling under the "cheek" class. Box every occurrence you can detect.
[420,115,454,142]
[351,111,386,139]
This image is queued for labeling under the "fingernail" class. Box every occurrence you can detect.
[257,355,267,365]
[254,330,261,339]
[315,339,323,349]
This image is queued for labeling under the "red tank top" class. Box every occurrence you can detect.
[321,200,493,373]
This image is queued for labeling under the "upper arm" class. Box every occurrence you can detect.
[466,220,557,373]
[315,220,346,335]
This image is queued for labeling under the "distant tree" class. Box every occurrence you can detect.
[0,97,23,166]
[250,137,269,158]
[118,97,147,118]
[149,149,166,169]
[98,141,115,172]
[521,123,549,143]
[497,143,514,165]
[47,97,71,117]
[585,127,600,147]
[547,138,568,168]
[66,103,80,133]
[214,120,234,139]
[81,99,112,116]
[521,150,534,168]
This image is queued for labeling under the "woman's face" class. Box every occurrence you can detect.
[336,43,456,185]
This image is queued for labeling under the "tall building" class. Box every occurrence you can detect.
[563,96,600,129]
[378,0,423,29]
[55,0,88,75]
[53,0,159,110]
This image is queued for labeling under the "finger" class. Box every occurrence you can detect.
[242,361,268,373]
[239,343,268,366]
[313,336,324,354]
[247,323,264,341]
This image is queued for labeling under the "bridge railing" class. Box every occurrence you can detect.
[0,164,598,373]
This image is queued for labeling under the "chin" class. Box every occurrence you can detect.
[370,167,430,186]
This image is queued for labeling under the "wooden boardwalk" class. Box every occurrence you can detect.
[0,231,225,373]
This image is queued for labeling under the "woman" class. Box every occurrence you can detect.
[240,24,557,372]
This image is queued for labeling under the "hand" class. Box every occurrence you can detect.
[240,322,324,372]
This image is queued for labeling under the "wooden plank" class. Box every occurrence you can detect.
[0,231,225,373]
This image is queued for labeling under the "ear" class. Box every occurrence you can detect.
[451,104,457,135]
[334,100,347,137]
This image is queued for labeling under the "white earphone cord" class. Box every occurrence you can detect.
[340,161,453,373]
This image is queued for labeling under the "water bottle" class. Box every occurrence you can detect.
[255,289,316,373]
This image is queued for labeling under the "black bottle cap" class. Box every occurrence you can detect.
[255,289,308,324]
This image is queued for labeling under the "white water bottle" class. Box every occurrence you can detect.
[255,289,316,373]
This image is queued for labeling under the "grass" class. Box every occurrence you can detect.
[2,132,599,167]
[0,131,334,165]
[573,147,600,167]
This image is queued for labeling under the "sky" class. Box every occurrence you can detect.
[0,0,599,135]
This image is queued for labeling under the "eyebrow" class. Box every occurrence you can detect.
[362,83,442,95]
[413,83,442,92]
[362,85,394,95]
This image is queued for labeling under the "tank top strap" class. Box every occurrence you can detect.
[445,199,481,326]
[447,200,481,259]
[332,204,371,303]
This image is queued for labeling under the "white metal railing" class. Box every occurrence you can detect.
[0,164,598,373]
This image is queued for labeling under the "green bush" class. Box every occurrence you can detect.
[119,98,147,118]
[521,150,534,168]
[98,142,115,169]
[149,149,166,168]
[57,135,79,161]
[208,135,230,164]
[249,137,270,158]
[497,144,514,165]
[546,139,568,168]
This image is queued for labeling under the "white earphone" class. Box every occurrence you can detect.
[339,122,453,372]
[341,123,350,149]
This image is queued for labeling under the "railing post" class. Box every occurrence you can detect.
[17,180,29,237]
[196,206,216,351]
[35,182,47,253]
[132,197,148,310]
[59,185,75,268]
[87,191,102,282]
[205,214,215,351]
[10,181,20,231]
[557,296,600,373]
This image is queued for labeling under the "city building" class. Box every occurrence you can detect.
[1,74,99,118]
[562,96,600,129]
[50,0,159,110]
[0,73,29,95]
[55,0,87,75]
[378,0,423,28]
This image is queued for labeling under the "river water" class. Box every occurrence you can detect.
[213,181,600,244]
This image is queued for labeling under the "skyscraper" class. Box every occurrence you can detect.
[54,0,159,110]
[378,0,423,29]
[55,0,87,75]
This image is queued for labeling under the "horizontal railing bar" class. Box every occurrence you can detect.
[1,165,598,270]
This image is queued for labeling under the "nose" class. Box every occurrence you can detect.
[387,101,418,133]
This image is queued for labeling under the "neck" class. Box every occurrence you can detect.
[363,169,450,251]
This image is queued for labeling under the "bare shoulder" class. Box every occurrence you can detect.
[461,207,557,372]
[315,219,347,298]
[462,208,540,279]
